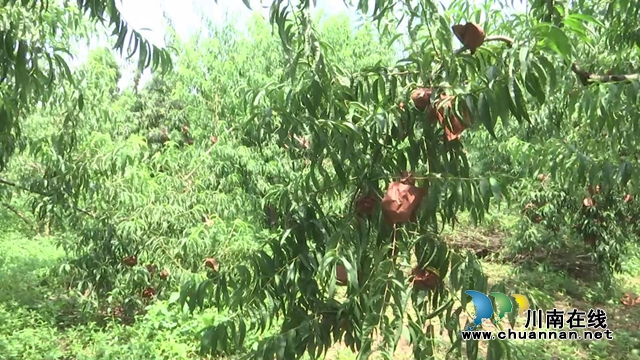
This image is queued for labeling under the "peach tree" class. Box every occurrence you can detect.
[462,0,640,289]
[175,0,640,358]
[175,0,571,359]
[0,0,171,172]
[2,0,640,358]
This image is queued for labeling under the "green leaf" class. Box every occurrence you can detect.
[338,257,359,292]
[466,339,479,359]
[510,79,530,123]
[566,13,604,28]
[489,177,502,204]
[525,70,545,104]
[619,160,632,186]
[534,56,557,92]
[78,93,84,112]
[547,26,572,60]
[478,92,495,139]
[486,66,500,84]
[479,178,491,210]
[425,296,454,320]
[519,46,529,81]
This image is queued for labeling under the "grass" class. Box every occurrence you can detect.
[0,229,210,360]
[1,215,640,360]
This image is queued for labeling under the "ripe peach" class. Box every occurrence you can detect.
[583,197,595,207]
[122,256,137,267]
[159,270,169,280]
[204,258,219,271]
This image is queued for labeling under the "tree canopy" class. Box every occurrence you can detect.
[2,0,640,359]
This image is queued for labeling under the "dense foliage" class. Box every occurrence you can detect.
[2,0,640,359]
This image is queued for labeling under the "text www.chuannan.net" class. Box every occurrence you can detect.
[461,329,614,341]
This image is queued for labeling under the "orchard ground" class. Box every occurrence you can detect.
[2,209,639,360]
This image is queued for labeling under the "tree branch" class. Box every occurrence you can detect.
[570,63,639,86]
[451,31,638,88]
[0,177,96,218]
[1,202,36,233]
[454,35,515,55]
[0,177,50,196]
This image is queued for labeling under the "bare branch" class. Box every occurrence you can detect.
[454,35,515,55]
[571,63,639,86]
[484,35,515,46]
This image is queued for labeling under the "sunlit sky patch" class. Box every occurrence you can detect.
[74,0,526,87]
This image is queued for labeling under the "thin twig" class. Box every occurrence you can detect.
[377,224,398,332]
[1,202,36,233]
[0,177,50,196]
[0,177,95,218]
[454,35,515,55]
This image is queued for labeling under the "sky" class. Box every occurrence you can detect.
[117,0,364,47]
[110,0,362,87]
[87,0,526,88]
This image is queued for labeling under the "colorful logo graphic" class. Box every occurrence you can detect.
[465,290,530,331]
